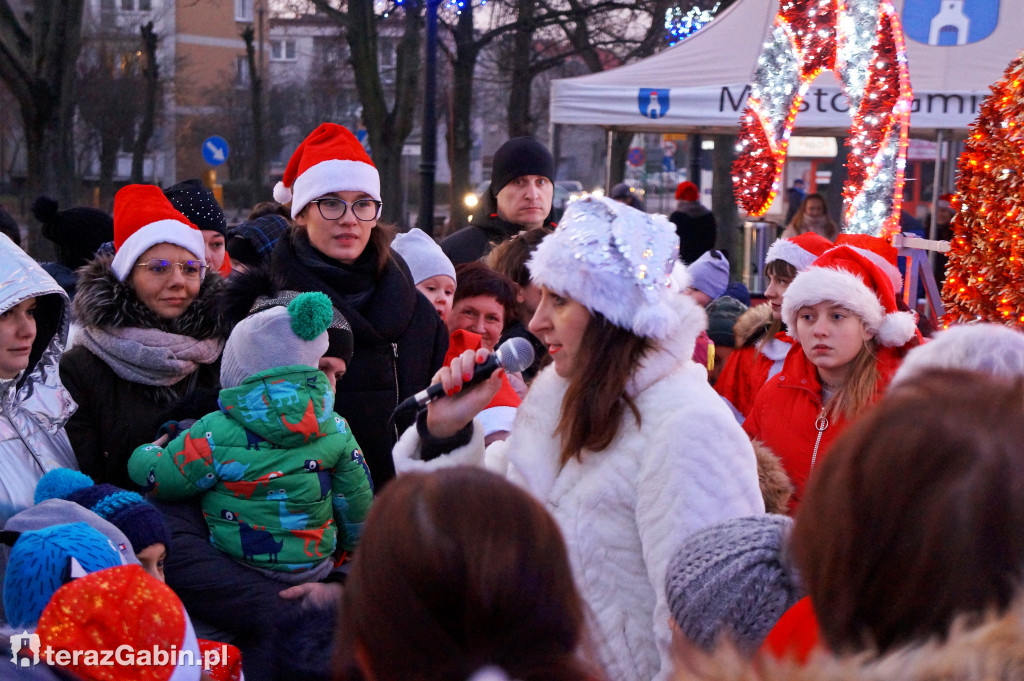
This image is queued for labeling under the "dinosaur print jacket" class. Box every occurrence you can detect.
[127,365,373,572]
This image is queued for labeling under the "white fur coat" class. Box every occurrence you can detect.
[394,298,765,681]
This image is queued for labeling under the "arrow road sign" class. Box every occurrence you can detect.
[202,136,230,166]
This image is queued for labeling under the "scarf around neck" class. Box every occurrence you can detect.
[291,230,377,311]
[77,325,223,387]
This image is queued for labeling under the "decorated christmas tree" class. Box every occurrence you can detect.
[942,51,1024,327]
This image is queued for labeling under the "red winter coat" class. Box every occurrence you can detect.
[743,343,909,511]
[715,335,793,416]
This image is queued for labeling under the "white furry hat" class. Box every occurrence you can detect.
[765,232,833,272]
[527,195,681,340]
[890,323,1024,387]
[782,245,917,347]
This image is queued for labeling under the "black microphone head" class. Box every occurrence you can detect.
[496,337,535,374]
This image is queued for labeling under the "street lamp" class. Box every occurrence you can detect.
[418,0,440,235]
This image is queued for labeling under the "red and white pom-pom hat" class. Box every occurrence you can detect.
[764,232,834,272]
[110,185,205,282]
[273,123,381,219]
[781,245,917,348]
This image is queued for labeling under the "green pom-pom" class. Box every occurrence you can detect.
[288,292,333,341]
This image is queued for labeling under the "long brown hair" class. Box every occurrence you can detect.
[792,370,1024,655]
[557,314,653,467]
[334,467,601,681]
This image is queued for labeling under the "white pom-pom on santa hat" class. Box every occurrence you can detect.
[765,232,834,272]
[109,184,205,282]
[276,123,380,219]
[781,245,917,348]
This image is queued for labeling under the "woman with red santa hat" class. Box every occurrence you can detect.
[60,185,226,489]
[270,123,448,490]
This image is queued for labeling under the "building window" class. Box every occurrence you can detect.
[235,0,254,22]
[139,0,151,9]
[236,56,251,87]
[101,0,115,10]
[270,40,296,61]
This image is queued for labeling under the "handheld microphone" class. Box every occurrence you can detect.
[397,336,535,412]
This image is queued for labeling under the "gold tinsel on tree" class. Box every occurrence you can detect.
[942,51,1024,327]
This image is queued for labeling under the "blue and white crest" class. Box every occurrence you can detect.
[902,0,1000,46]
[638,89,670,119]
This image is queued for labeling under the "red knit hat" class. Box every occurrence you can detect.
[675,181,700,202]
[273,122,381,218]
[36,564,204,681]
[781,245,916,347]
[765,232,833,272]
[110,185,205,282]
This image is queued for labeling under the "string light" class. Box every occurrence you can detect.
[731,0,912,238]
[943,50,1024,327]
[665,3,721,45]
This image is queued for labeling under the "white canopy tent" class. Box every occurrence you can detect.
[549,0,1023,135]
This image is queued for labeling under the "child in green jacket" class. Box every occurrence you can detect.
[129,292,373,580]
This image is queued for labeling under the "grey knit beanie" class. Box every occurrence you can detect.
[687,249,730,300]
[220,292,333,388]
[665,514,801,654]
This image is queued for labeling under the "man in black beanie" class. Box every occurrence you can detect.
[163,178,231,277]
[441,136,556,265]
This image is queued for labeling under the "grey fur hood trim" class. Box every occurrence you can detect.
[73,254,227,340]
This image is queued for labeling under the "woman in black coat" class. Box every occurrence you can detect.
[60,185,226,489]
[270,123,448,489]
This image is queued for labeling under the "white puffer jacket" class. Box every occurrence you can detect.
[395,295,765,681]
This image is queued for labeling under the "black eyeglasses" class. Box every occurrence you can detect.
[134,259,207,279]
[309,197,383,222]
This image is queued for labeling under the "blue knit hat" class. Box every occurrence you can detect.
[3,522,123,628]
[35,469,171,555]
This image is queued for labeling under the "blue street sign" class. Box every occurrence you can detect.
[202,136,230,166]
[627,147,646,168]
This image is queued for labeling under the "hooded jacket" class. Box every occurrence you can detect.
[0,235,79,528]
[60,254,226,489]
[394,294,765,681]
[270,230,448,490]
[128,366,373,571]
[714,305,789,417]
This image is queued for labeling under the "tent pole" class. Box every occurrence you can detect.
[605,129,613,194]
[928,130,945,244]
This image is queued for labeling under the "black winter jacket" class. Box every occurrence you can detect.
[441,213,556,265]
[270,230,448,489]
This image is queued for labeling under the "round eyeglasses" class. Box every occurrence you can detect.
[134,258,207,280]
[309,197,383,222]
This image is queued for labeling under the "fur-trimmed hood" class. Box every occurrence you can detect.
[676,602,1024,681]
[734,304,773,348]
[73,254,227,340]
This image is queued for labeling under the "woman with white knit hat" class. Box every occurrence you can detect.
[394,195,765,681]
[60,184,227,489]
[715,231,833,416]
[743,244,922,511]
[269,123,448,490]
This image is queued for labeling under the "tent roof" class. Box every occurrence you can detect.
[550,0,1023,135]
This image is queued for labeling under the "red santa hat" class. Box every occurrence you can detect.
[273,123,381,219]
[36,564,204,681]
[110,185,205,282]
[764,232,833,273]
[834,233,903,294]
[781,245,917,348]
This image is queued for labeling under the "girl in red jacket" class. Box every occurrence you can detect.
[743,245,919,510]
[715,232,833,415]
